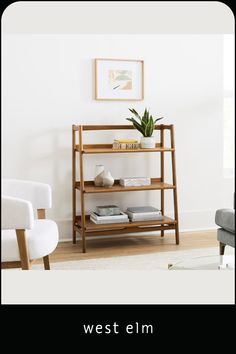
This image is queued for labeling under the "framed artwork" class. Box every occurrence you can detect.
[95,58,144,101]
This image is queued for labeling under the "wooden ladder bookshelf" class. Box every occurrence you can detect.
[72,124,179,253]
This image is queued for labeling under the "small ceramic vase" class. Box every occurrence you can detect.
[94,165,105,186]
[102,171,114,188]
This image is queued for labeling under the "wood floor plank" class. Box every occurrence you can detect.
[37,230,218,264]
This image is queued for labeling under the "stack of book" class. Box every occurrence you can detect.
[112,139,140,149]
[90,205,129,224]
[126,206,164,222]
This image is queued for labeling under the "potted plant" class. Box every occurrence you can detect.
[126,108,163,148]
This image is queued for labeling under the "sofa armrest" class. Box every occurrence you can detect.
[215,209,235,234]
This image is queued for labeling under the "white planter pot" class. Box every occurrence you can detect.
[140,136,155,149]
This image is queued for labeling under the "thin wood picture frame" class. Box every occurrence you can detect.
[95,58,144,101]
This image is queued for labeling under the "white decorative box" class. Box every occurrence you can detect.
[119,177,151,187]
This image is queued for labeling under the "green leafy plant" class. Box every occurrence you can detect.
[126,108,163,137]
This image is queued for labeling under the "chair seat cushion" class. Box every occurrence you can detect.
[215,209,235,234]
[1,219,59,262]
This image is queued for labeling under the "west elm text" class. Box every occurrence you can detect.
[83,322,154,334]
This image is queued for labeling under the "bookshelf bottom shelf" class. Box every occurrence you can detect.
[74,215,177,236]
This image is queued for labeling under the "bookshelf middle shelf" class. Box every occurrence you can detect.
[75,178,175,193]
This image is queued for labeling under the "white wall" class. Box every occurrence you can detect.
[2,34,234,240]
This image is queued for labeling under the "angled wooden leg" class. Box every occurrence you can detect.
[219,242,226,256]
[160,189,164,238]
[43,255,50,270]
[72,127,77,244]
[160,126,165,238]
[175,223,180,245]
[81,231,86,253]
[73,230,77,244]
[79,126,86,253]
[16,229,30,270]
[170,125,180,245]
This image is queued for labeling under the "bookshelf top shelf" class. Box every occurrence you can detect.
[73,124,173,131]
[75,144,174,154]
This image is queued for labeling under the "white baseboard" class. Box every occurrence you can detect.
[55,209,218,242]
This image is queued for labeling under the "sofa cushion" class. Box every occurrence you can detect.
[215,209,235,234]
[1,219,58,262]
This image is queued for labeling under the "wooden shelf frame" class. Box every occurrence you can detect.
[72,124,179,252]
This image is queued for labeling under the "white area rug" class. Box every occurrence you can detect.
[30,247,234,270]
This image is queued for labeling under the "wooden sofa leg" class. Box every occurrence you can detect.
[16,230,31,270]
[219,242,226,256]
[43,255,50,270]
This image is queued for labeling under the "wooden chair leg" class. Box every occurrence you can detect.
[43,255,50,270]
[16,230,30,270]
[37,210,50,270]
[219,242,226,256]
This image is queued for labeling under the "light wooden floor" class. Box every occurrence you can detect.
[45,230,218,263]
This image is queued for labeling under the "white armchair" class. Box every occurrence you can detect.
[1,179,59,270]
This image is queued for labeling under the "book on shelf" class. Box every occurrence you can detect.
[126,206,164,221]
[114,139,138,143]
[90,218,129,224]
[128,214,164,221]
[91,211,127,220]
[119,177,151,187]
[90,211,129,224]
[112,139,140,150]
[127,206,160,213]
